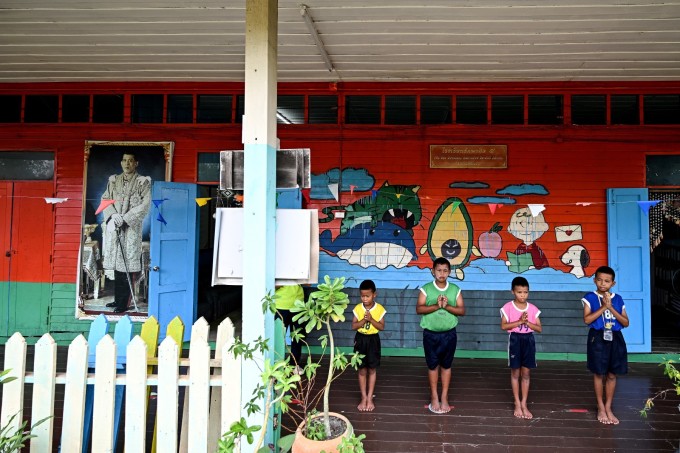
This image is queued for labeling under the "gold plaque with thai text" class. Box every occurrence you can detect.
[430,145,507,169]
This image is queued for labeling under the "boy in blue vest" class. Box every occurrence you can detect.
[351,279,386,412]
[582,265,629,425]
[417,257,466,414]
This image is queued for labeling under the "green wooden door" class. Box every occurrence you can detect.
[0,181,54,337]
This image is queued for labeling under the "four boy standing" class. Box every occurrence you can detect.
[346,260,629,424]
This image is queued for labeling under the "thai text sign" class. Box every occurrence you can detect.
[430,145,507,169]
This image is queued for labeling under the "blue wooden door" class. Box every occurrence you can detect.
[149,182,199,342]
[607,188,651,353]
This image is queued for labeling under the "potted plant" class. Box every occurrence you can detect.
[218,279,363,453]
[289,275,362,453]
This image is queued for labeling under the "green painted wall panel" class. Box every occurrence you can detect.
[49,283,91,338]
[9,282,50,335]
[1,281,50,336]
[0,281,7,335]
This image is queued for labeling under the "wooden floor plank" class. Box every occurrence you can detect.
[301,357,680,453]
[2,347,679,452]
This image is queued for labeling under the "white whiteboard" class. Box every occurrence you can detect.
[212,208,318,285]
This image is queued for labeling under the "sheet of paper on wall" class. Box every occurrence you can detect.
[212,208,318,285]
[555,224,583,242]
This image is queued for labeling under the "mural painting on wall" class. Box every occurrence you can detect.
[318,169,422,269]
[77,141,173,319]
[312,168,595,291]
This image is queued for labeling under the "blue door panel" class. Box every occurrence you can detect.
[618,247,643,292]
[159,240,188,286]
[623,298,645,345]
[149,182,199,342]
[276,188,302,209]
[607,188,651,353]
[156,291,189,332]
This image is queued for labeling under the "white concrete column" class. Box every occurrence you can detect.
[241,0,278,450]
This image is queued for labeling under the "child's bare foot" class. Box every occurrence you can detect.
[428,399,441,413]
[440,401,451,413]
[514,403,524,418]
[358,398,367,411]
[606,410,619,425]
[366,397,375,412]
[597,409,610,424]
[521,405,533,419]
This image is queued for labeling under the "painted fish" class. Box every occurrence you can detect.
[320,221,416,269]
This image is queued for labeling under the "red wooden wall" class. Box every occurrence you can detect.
[0,81,678,293]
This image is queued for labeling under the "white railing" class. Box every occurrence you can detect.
[0,317,241,453]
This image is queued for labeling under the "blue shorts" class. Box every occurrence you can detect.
[587,328,628,376]
[508,332,536,369]
[423,328,457,370]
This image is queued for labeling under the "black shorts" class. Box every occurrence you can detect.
[587,328,628,376]
[423,328,457,370]
[508,332,536,369]
[354,332,381,369]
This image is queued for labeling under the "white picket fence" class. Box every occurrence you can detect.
[0,317,241,453]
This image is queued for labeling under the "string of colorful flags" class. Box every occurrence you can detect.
[0,195,667,222]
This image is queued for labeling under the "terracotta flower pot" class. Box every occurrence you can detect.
[292,412,353,453]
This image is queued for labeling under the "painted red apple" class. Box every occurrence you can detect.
[479,222,503,258]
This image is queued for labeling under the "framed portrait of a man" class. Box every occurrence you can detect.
[77,141,173,320]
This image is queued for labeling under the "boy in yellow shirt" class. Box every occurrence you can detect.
[351,280,386,412]
[274,284,304,373]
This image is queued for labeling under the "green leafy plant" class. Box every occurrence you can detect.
[641,359,680,417]
[217,323,300,453]
[302,412,327,441]
[291,275,363,439]
[336,433,366,453]
[218,278,364,452]
[0,369,50,453]
[0,414,42,453]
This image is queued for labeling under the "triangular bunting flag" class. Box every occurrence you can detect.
[328,183,339,202]
[450,200,460,214]
[95,199,116,215]
[195,197,211,207]
[349,184,357,195]
[527,204,546,217]
[371,189,378,200]
[44,197,68,204]
[152,198,168,209]
[637,200,661,215]
[156,212,167,225]
[488,203,499,215]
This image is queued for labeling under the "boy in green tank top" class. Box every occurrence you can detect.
[416,257,466,414]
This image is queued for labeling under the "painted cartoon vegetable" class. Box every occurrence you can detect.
[420,197,478,279]
[479,222,503,258]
